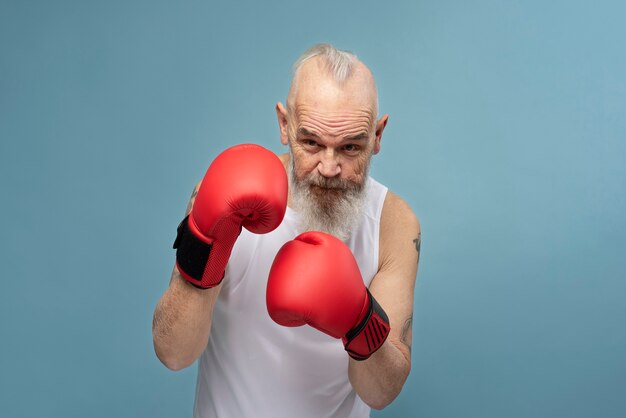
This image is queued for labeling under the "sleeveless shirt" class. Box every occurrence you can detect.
[194,177,388,418]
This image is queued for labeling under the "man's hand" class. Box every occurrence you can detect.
[266,231,390,360]
[174,144,288,288]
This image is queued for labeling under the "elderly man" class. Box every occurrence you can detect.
[153,43,420,418]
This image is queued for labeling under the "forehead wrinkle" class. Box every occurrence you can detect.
[297,118,372,140]
[289,97,377,143]
[292,91,376,116]
[296,105,375,119]
[294,107,375,131]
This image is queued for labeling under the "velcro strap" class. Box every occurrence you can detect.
[173,215,218,288]
[343,289,391,360]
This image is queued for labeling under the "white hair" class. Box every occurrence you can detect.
[287,43,379,116]
[292,43,358,83]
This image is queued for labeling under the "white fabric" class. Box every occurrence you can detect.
[194,177,388,418]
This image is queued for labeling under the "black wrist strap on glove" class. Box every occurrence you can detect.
[343,289,391,360]
[173,215,216,288]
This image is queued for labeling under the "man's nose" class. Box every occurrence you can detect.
[317,149,341,177]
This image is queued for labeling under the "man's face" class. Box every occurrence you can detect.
[288,105,377,190]
[276,59,388,240]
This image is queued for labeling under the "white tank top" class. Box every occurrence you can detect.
[194,177,388,418]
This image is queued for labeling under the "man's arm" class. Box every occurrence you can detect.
[152,182,222,371]
[348,191,420,409]
[153,144,288,371]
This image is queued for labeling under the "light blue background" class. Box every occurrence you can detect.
[1,0,625,417]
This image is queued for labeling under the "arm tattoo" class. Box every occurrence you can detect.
[412,237,420,252]
[413,232,421,263]
[400,315,413,353]
[185,187,199,215]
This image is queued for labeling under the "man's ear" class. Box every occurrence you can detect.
[373,114,388,155]
[276,102,289,146]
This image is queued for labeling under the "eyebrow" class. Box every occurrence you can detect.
[345,132,370,141]
[296,128,369,141]
[296,128,319,138]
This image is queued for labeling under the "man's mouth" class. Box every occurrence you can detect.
[310,184,343,192]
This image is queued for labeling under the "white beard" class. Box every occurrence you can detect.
[288,150,370,241]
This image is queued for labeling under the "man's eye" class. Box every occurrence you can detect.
[302,139,318,147]
[343,144,360,153]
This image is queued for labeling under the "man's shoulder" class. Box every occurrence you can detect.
[376,188,420,275]
[380,189,420,237]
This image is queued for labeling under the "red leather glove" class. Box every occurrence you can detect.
[174,144,288,288]
[266,231,390,360]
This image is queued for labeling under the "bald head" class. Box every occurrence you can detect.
[286,44,379,119]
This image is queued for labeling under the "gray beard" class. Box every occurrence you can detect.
[288,150,370,242]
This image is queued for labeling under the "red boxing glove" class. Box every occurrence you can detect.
[174,144,288,288]
[266,231,390,360]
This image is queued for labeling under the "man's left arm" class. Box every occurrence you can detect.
[348,191,421,410]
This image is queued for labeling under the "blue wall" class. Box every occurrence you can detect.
[1,1,625,417]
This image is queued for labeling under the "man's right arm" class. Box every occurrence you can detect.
[152,144,288,371]
[152,182,221,371]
